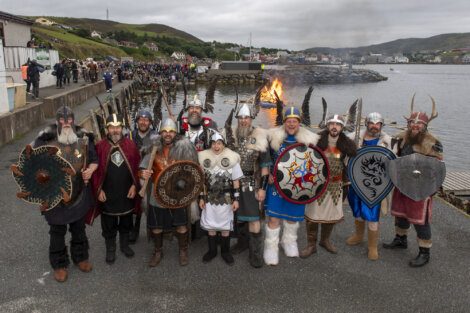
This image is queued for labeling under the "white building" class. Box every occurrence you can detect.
[276,50,289,58]
[0,11,33,47]
[91,30,102,39]
[171,51,186,60]
[35,17,55,26]
[394,55,409,63]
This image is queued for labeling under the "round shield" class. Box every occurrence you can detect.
[347,146,397,208]
[154,160,204,209]
[273,143,330,204]
[11,145,75,211]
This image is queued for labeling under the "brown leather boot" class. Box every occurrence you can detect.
[77,260,93,272]
[300,221,318,259]
[149,232,163,267]
[53,268,68,282]
[319,223,337,254]
[346,219,365,246]
[367,229,379,260]
[177,231,189,266]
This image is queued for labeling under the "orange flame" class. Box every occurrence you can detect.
[261,78,283,103]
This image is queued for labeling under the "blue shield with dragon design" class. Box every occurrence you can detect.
[347,146,396,208]
[273,143,330,204]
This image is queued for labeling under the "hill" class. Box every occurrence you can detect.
[305,33,470,55]
[47,17,203,43]
[29,16,220,61]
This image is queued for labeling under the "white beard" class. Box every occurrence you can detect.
[57,127,78,145]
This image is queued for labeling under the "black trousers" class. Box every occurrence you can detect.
[49,217,89,269]
[101,213,133,239]
[31,80,39,98]
[395,215,431,240]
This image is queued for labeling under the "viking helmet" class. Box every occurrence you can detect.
[365,112,384,126]
[106,114,124,127]
[210,131,226,144]
[56,105,74,124]
[188,95,203,108]
[326,114,345,126]
[283,106,301,122]
[404,94,438,126]
[135,109,153,122]
[235,103,255,119]
[159,118,177,133]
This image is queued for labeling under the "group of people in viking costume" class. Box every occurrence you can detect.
[15,87,444,283]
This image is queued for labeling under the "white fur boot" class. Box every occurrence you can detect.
[281,221,299,257]
[263,225,280,265]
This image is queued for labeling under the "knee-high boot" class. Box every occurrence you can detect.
[319,223,337,254]
[281,221,299,257]
[176,231,189,266]
[346,219,365,245]
[149,232,163,267]
[263,225,280,265]
[300,221,318,259]
[367,229,379,260]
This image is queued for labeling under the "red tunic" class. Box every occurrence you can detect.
[86,137,141,224]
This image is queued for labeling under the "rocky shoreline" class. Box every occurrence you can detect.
[195,65,387,85]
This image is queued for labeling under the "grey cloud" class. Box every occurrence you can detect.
[3,0,470,50]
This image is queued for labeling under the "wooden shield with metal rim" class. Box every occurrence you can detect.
[11,145,75,212]
[273,143,330,204]
[154,160,204,209]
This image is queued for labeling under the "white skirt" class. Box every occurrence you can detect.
[200,203,234,231]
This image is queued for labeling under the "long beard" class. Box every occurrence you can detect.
[406,129,426,146]
[57,127,78,145]
[236,126,252,139]
[188,114,202,126]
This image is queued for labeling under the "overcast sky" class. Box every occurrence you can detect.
[3,0,470,50]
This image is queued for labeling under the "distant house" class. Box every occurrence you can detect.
[394,55,409,63]
[276,50,289,58]
[143,42,158,51]
[91,30,101,39]
[461,54,470,64]
[56,24,73,30]
[119,41,138,48]
[306,55,318,63]
[226,46,240,53]
[171,51,185,60]
[35,17,55,26]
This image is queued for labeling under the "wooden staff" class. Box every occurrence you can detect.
[138,145,158,198]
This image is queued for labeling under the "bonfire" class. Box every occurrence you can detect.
[261,78,284,103]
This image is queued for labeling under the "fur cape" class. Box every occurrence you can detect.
[141,134,198,163]
[268,126,319,152]
[347,129,393,150]
[231,126,269,153]
[393,131,443,159]
[198,147,241,170]
[317,130,357,159]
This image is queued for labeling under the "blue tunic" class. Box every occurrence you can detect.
[265,134,306,221]
[347,138,381,222]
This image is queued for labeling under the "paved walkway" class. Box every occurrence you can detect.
[0,82,469,312]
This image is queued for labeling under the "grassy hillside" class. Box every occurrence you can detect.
[305,33,470,55]
[43,17,203,43]
[29,16,236,61]
[32,26,129,59]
